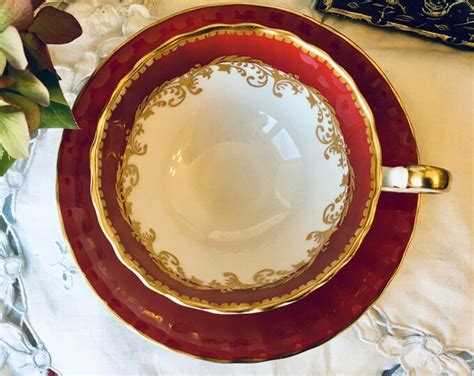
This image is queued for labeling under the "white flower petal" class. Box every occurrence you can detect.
[127,4,151,18]
[54,66,74,92]
[97,37,125,59]
[72,52,97,92]
[0,110,29,159]
[0,26,27,70]
[122,5,153,36]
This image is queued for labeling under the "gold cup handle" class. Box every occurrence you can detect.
[382,165,451,193]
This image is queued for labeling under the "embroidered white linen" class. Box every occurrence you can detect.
[0,0,472,374]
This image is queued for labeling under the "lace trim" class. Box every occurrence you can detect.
[0,131,58,375]
[355,307,474,375]
[1,1,471,374]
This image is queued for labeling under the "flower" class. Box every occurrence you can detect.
[0,0,81,174]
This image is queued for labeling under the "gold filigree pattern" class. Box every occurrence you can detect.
[139,55,324,122]
[149,252,314,292]
[116,56,353,292]
[152,66,212,108]
[116,111,157,252]
[304,91,355,256]
[306,165,355,256]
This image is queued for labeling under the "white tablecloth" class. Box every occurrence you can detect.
[0,0,472,375]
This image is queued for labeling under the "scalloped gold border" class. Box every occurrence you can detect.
[89,23,381,314]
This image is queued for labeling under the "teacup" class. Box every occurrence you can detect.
[90,24,450,313]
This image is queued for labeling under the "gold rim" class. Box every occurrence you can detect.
[57,2,420,362]
[89,23,381,314]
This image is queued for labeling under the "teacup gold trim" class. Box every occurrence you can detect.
[89,23,381,313]
[406,165,451,192]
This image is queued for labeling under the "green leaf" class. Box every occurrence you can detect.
[1,91,40,134]
[20,31,54,72]
[0,109,29,158]
[8,66,50,106]
[39,102,77,129]
[0,26,28,70]
[35,69,78,129]
[0,144,15,176]
[0,0,34,32]
[29,7,82,45]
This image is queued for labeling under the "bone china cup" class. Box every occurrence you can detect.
[90,24,450,313]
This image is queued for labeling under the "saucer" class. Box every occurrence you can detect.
[57,4,419,362]
[89,24,380,312]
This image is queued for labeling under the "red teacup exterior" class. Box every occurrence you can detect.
[97,26,377,310]
[58,4,418,361]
